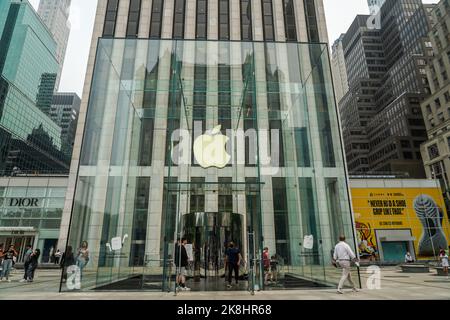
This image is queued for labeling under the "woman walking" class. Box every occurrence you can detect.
[0,245,17,282]
[76,241,89,280]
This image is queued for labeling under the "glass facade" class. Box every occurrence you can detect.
[0,1,69,176]
[0,177,67,264]
[62,39,356,292]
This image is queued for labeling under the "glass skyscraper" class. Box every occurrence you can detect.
[0,0,70,176]
[60,0,358,292]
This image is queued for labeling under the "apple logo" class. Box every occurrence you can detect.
[193,125,231,168]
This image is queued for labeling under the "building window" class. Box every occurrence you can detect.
[173,0,186,39]
[283,0,297,41]
[240,0,252,41]
[149,0,164,38]
[303,0,319,42]
[103,0,119,37]
[196,0,207,39]
[126,0,141,38]
[261,0,274,41]
[218,0,230,40]
[428,144,440,160]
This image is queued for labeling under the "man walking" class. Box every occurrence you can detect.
[225,242,242,288]
[174,238,190,291]
[20,244,33,283]
[333,235,360,294]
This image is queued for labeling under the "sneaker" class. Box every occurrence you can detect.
[352,288,360,292]
[337,290,344,294]
[19,279,26,283]
[227,284,232,288]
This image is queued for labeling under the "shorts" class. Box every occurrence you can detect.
[176,266,187,276]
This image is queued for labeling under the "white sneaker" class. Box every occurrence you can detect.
[352,288,360,292]
[337,290,344,294]
[19,279,26,283]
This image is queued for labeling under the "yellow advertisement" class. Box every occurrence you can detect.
[351,187,450,262]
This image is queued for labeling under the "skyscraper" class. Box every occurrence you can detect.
[59,0,357,292]
[368,0,385,14]
[420,0,450,206]
[0,0,69,176]
[50,92,80,158]
[338,0,434,177]
[331,34,349,104]
[38,0,71,90]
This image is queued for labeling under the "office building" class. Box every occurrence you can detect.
[38,0,72,89]
[331,34,349,104]
[0,0,70,177]
[50,92,80,158]
[420,0,450,207]
[338,0,434,178]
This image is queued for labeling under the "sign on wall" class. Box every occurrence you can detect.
[351,187,450,260]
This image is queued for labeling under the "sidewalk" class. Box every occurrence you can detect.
[0,267,448,300]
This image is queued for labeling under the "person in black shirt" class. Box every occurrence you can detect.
[26,249,40,282]
[0,245,17,282]
[60,246,76,282]
[174,238,190,291]
[225,242,242,288]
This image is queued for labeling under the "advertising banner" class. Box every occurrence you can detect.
[351,186,450,261]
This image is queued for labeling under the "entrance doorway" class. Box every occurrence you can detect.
[181,212,247,291]
[161,181,263,293]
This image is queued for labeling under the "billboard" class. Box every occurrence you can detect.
[350,182,450,262]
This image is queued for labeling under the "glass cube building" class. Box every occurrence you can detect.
[60,0,359,292]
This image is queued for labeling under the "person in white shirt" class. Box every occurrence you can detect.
[404,252,414,264]
[333,235,360,294]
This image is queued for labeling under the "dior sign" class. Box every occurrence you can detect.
[9,198,39,207]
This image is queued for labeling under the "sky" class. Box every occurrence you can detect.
[28,0,438,97]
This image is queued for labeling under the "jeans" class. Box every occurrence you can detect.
[1,259,13,279]
[76,258,87,280]
[23,262,30,280]
[227,262,239,284]
[26,264,37,281]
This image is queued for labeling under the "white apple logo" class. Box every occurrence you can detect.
[193,125,231,168]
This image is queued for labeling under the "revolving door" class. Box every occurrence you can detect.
[182,212,244,279]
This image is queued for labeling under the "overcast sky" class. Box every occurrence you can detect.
[29,0,437,97]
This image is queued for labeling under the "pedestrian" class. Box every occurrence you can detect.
[270,255,279,283]
[439,248,449,280]
[333,235,360,294]
[76,241,89,280]
[224,241,242,288]
[26,249,40,282]
[20,244,33,283]
[0,244,4,277]
[262,247,270,285]
[174,238,190,291]
[48,246,54,263]
[0,245,17,282]
[60,246,76,282]
[405,252,414,264]
[54,249,62,264]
